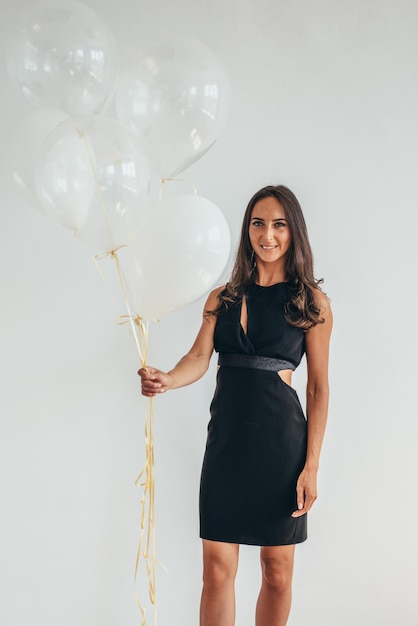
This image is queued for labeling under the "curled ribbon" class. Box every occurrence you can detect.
[134,394,157,625]
[89,175,200,625]
[94,251,158,625]
[82,125,163,624]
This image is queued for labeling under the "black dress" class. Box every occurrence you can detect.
[199,282,308,546]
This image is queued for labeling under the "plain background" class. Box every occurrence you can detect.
[1,0,418,625]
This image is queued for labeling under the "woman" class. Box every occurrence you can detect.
[138,184,332,626]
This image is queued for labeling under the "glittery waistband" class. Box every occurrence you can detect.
[217,353,295,372]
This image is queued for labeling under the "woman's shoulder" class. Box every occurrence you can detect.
[312,287,332,326]
[204,284,227,313]
[313,287,330,309]
[211,284,227,296]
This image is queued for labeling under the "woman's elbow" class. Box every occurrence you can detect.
[306,381,329,401]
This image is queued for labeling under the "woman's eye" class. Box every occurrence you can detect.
[251,221,263,227]
[274,222,286,228]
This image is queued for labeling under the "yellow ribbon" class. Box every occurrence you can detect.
[75,123,164,623]
[134,395,157,625]
[93,252,157,624]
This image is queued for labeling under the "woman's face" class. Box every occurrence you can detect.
[249,196,292,266]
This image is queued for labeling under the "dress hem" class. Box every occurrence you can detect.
[199,533,308,547]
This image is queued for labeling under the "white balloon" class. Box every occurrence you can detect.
[35,121,93,230]
[6,0,119,116]
[115,37,230,177]
[35,115,151,248]
[9,108,68,210]
[126,194,231,319]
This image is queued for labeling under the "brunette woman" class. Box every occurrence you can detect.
[138,184,332,626]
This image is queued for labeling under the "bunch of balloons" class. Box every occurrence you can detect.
[7,0,231,320]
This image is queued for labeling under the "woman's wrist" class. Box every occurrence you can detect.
[304,458,319,472]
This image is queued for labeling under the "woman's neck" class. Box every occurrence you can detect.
[255,266,287,287]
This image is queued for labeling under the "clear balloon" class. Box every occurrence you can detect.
[115,37,230,177]
[6,1,119,116]
[126,194,231,319]
[35,115,151,250]
[9,108,68,210]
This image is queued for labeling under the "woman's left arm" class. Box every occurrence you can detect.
[292,291,333,518]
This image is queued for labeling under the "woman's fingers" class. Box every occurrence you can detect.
[292,484,306,518]
[137,366,167,396]
[291,472,317,517]
[137,366,157,379]
[292,493,316,517]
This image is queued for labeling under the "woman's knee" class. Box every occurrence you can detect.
[260,553,294,592]
[202,541,239,587]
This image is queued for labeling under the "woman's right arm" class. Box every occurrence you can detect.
[138,286,224,397]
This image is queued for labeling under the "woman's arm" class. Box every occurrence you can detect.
[138,286,224,397]
[292,290,333,518]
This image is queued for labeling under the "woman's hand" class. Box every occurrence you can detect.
[291,465,318,518]
[137,366,173,397]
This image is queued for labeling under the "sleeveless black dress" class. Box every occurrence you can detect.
[199,282,308,546]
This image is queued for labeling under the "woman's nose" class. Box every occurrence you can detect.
[264,225,275,240]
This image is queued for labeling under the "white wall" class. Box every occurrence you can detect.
[1,1,418,625]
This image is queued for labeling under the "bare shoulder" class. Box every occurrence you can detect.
[204,284,226,313]
[210,284,227,298]
[314,288,332,322]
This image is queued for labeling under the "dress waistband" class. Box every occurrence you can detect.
[218,353,295,372]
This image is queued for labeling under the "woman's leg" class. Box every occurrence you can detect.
[200,539,240,626]
[255,544,295,626]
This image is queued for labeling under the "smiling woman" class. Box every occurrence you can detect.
[217,185,325,330]
[138,184,332,626]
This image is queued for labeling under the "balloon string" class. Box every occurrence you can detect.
[112,250,147,366]
[92,249,146,364]
[134,394,157,625]
[158,177,198,203]
[92,248,158,626]
[82,117,158,621]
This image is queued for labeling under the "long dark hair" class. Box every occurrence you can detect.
[209,185,325,329]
